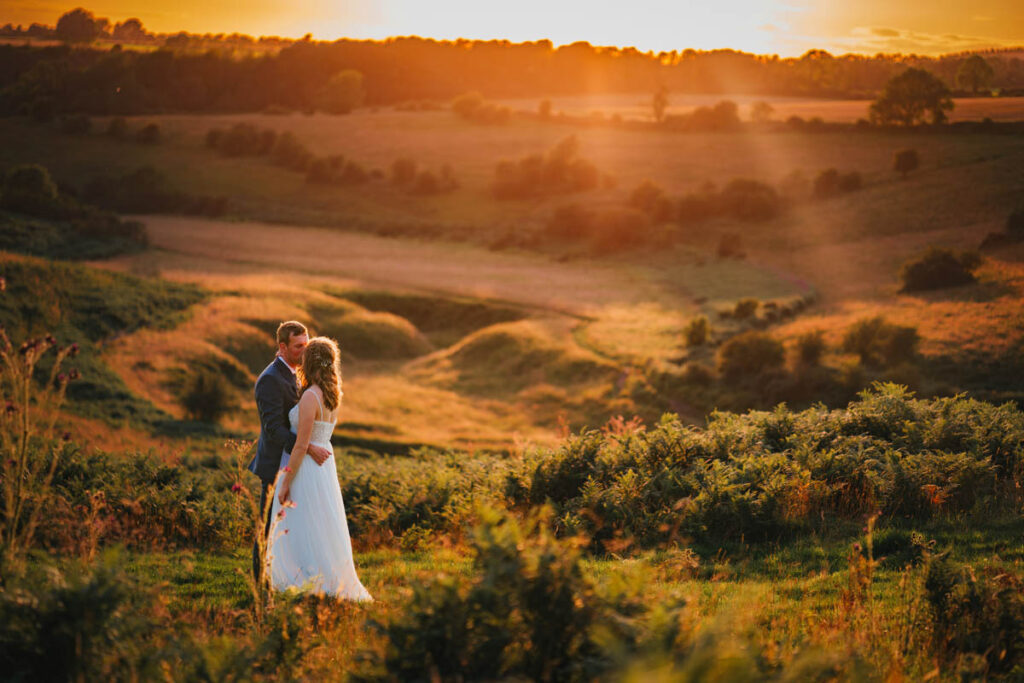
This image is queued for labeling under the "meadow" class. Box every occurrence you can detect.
[1,91,1024,680]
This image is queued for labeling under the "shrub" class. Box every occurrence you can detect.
[795,330,826,366]
[60,114,91,135]
[838,171,862,192]
[893,148,919,178]
[391,157,417,185]
[733,298,759,319]
[717,331,785,380]
[680,361,715,386]
[452,91,484,119]
[629,180,673,222]
[924,557,1024,674]
[319,69,365,114]
[216,122,265,156]
[899,247,982,292]
[677,184,721,225]
[29,97,55,123]
[716,232,744,259]
[720,179,781,222]
[493,136,602,199]
[179,367,234,423]
[356,507,657,681]
[135,122,160,144]
[1,164,60,216]
[684,315,710,346]
[305,157,333,184]
[106,117,126,138]
[1006,205,1024,238]
[271,132,313,171]
[590,208,651,254]
[413,170,440,194]
[813,168,840,198]
[841,316,919,366]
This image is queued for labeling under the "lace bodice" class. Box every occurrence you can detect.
[288,400,336,447]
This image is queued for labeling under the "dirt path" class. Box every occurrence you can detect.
[134,215,689,317]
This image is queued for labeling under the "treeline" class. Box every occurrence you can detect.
[2,28,1024,116]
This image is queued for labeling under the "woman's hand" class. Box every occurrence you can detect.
[277,477,291,505]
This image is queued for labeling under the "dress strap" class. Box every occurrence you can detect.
[311,390,324,421]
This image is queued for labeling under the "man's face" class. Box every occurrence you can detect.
[279,333,308,367]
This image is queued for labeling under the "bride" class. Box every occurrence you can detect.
[266,336,372,601]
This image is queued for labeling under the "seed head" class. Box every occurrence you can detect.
[68,368,80,381]
[69,343,80,357]
[231,482,243,494]
[62,432,71,442]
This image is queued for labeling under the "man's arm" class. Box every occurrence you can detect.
[256,374,297,453]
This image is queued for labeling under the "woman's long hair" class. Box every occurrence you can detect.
[298,336,342,413]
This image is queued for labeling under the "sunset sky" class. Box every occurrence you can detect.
[4,0,1024,56]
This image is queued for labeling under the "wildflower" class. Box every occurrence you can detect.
[68,368,80,381]
[283,500,297,508]
[69,343,80,357]
[282,466,292,473]
[0,276,5,291]
[231,482,243,494]
[61,432,71,442]
[4,402,16,415]
[44,335,56,346]
[283,529,290,535]
[276,509,286,519]
[57,373,67,384]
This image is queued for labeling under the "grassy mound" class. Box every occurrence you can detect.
[0,253,204,424]
[329,288,527,347]
[417,321,618,395]
[0,211,146,261]
[313,303,432,361]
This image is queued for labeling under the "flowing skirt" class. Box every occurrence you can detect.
[266,444,372,601]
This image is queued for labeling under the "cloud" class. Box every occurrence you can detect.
[870,27,900,37]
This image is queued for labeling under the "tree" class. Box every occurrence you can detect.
[319,69,365,114]
[956,55,994,95]
[111,18,146,42]
[652,85,668,123]
[893,149,919,178]
[750,101,774,123]
[869,68,953,125]
[55,8,102,44]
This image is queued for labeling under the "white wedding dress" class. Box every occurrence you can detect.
[266,394,372,601]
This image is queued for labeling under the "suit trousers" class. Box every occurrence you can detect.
[251,476,276,582]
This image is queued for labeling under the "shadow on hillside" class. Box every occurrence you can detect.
[905,279,1017,303]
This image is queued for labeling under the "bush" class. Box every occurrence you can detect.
[838,171,862,192]
[179,367,234,423]
[1006,205,1024,238]
[413,170,439,194]
[106,117,126,138]
[893,148,919,178]
[732,298,759,319]
[677,184,721,225]
[684,315,710,346]
[60,114,91,135]
[391,157,416,185]
[0,164,60,216]
[841,316,919,366]
[720,179,780,222]
[925,557,1024,674]
[716,232,744,259]
[356,507,657,681]
[813,168,840,198]
[135,123,160,144]
[271,131,313,171]
[493,136,602,199]
[899,247,982,292]
[628,180,673,222]
[795,330,826,366]
[717,331,784,380]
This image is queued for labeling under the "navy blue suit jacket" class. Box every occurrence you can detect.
[248,357,299,484]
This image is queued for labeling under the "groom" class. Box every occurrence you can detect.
[248,320,332,581]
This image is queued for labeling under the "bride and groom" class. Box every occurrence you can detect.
[247,320,372,601]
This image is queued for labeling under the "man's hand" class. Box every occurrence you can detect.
[308,444,332,466]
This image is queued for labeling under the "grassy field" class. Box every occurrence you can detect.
[3,98,1024,679]
[497,92,1024,123]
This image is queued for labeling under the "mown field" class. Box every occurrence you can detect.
[2,96,1024,679]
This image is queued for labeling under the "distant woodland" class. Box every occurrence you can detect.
[2,9,1024,115]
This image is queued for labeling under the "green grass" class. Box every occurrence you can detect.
[0,252,205,426]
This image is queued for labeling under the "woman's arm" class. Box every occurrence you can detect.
[278,392,316,504]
